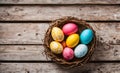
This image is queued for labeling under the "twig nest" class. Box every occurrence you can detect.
[44,16,96,68]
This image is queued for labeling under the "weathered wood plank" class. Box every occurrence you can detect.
[0,0,120,4]
[0,63,120,73]
[0,45,119,61]
[0,45,49,61]
[0,23,119,44]
[0,23,49,44]
[0,6,120,21]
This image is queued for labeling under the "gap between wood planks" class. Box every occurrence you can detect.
[0,4,120,6]
[0,60,120,63]
[1,20,120,23]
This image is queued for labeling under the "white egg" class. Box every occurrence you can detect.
[74,44,88,58]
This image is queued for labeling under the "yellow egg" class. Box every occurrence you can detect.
[50,41,63,54]
[66,34,79,48]
[51,27,64,42]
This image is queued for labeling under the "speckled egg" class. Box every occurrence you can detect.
[51,27,64,42]
[62,23,78,35]
[74,44,88,58]
[50,41,63,54]
[80,29,93,44]
[63,47,74,61]
[66,34,79,48]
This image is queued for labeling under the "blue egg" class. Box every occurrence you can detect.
[80,29,93,44]
[74,44,88,58]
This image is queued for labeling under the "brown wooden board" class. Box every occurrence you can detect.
[0,23,119,44]
[0,5,120,21]
[0,63,120,73]
[0,0,120,4]
[0,45,119,61]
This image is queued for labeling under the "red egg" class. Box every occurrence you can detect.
[62,23,78,35]
[63,47,74,61]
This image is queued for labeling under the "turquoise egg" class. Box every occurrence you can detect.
[80,29,93,44]
[74,44,88,58]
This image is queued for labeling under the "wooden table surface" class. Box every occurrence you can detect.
[0,0,120,73]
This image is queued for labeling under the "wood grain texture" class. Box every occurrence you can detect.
[0,5,120,21]
[0,23,120,60]
[0,45,120,61]
[0,45,49,61]
[0,23,49,44]
[0,22,120,61]
[0,63,120,73]
[0,1,120,73]
[0,23,119,44]
[0,0,120,4]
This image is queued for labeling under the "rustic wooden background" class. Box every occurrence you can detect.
[0,0,120,73]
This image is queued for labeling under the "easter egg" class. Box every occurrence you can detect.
[51,27,64,42]
[80,29,93,44]
[62,23,78,35]
[66,34,79,48]
[63,47,74,61]
[74,44,88,58]
[50,41,63,54]
[61,41,66,48]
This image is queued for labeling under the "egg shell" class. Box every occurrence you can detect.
[74,44,88,58]
[51,27,64,42]
[50,41,63,54]
[61,41,66,48]
[66,34,79,48]
[62,23,78,35]
[80,29,93,44]
[63,47,74,61]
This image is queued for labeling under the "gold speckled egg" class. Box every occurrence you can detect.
[51,27,64,42]
[50,41,63,54]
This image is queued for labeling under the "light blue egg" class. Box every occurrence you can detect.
[80,29,93,44]
[74,44,88,58]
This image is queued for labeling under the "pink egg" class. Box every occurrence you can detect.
[62,23,78,35]
[63,47,74,61]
